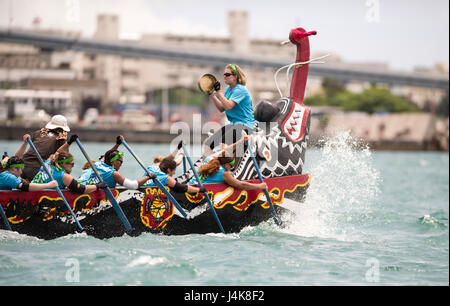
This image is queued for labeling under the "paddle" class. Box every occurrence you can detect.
[183,156,187,173]
[119,139,187,218]
[0,203,12,231]
[246,139,280,226]
[74,138,132,232]
[26,138,84,232]
[181,141,225,234]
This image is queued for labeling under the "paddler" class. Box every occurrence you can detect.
[81,135,124,170]
[189,135,267,191]
[77,149,150,190]
[194,156,267,191]
[1,133,32,173]
[204,64,255,156]
[31,151,107,193]
[21,115,72,181]
[151,144,185,168]
[0,156,58,191]
[143,156,204,194]
[1,134,58,191]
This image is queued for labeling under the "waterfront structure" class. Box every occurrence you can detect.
[1,11,448,122]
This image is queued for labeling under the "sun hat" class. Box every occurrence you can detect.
[45,115,70,132]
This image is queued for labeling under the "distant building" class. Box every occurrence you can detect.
[0,29,106,118]
[0,88,72,124]
[0,11,447,124]
[86,11,298,105]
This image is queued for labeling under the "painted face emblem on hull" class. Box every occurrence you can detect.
[141,188,174,229]
[281,102,309,142]
[149,198,167,221]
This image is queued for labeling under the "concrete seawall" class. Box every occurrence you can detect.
[309,113,449,151]
[0,124,186,144]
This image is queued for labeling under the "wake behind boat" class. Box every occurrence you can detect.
[0,27,315,239]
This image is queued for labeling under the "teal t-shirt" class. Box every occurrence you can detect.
[142,165,169,187]
[187,157,225,185]
[224,84,255,129]
[32,160,65,189]
[0,170,22,190]
[77,161,117,188]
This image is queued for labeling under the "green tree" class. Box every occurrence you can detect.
[305,82,418,114]
[333,90,360,110]
[304,77,345,106]
[321,77,345,98]
[304,93,328,106]
[354,86,417,113]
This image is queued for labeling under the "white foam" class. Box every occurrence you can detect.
[281,131,381,241]
[127,255,167,268]
[0,229,41,242]
[206,232,240,239]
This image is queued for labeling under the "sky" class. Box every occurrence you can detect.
[0,0,448,72]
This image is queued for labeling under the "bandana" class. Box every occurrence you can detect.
[57,157,74,165]
[228,64,238,75]
[9,163,25,169]
[110,151,124,162]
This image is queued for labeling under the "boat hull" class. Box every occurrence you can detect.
[0,174,310,239]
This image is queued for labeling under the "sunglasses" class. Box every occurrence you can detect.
[223,73,234,77]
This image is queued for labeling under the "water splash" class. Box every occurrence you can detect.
[282,131,381,240]
[127,255,167,268]
[0,229,41,242]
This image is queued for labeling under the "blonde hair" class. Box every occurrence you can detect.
[226,64,247,86]
[50,151,73,168]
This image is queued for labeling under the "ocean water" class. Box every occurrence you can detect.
[0,132,448,286]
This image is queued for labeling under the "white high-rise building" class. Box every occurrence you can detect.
[228,10,250,54]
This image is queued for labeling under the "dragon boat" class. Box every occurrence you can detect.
[0,27,316,240]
